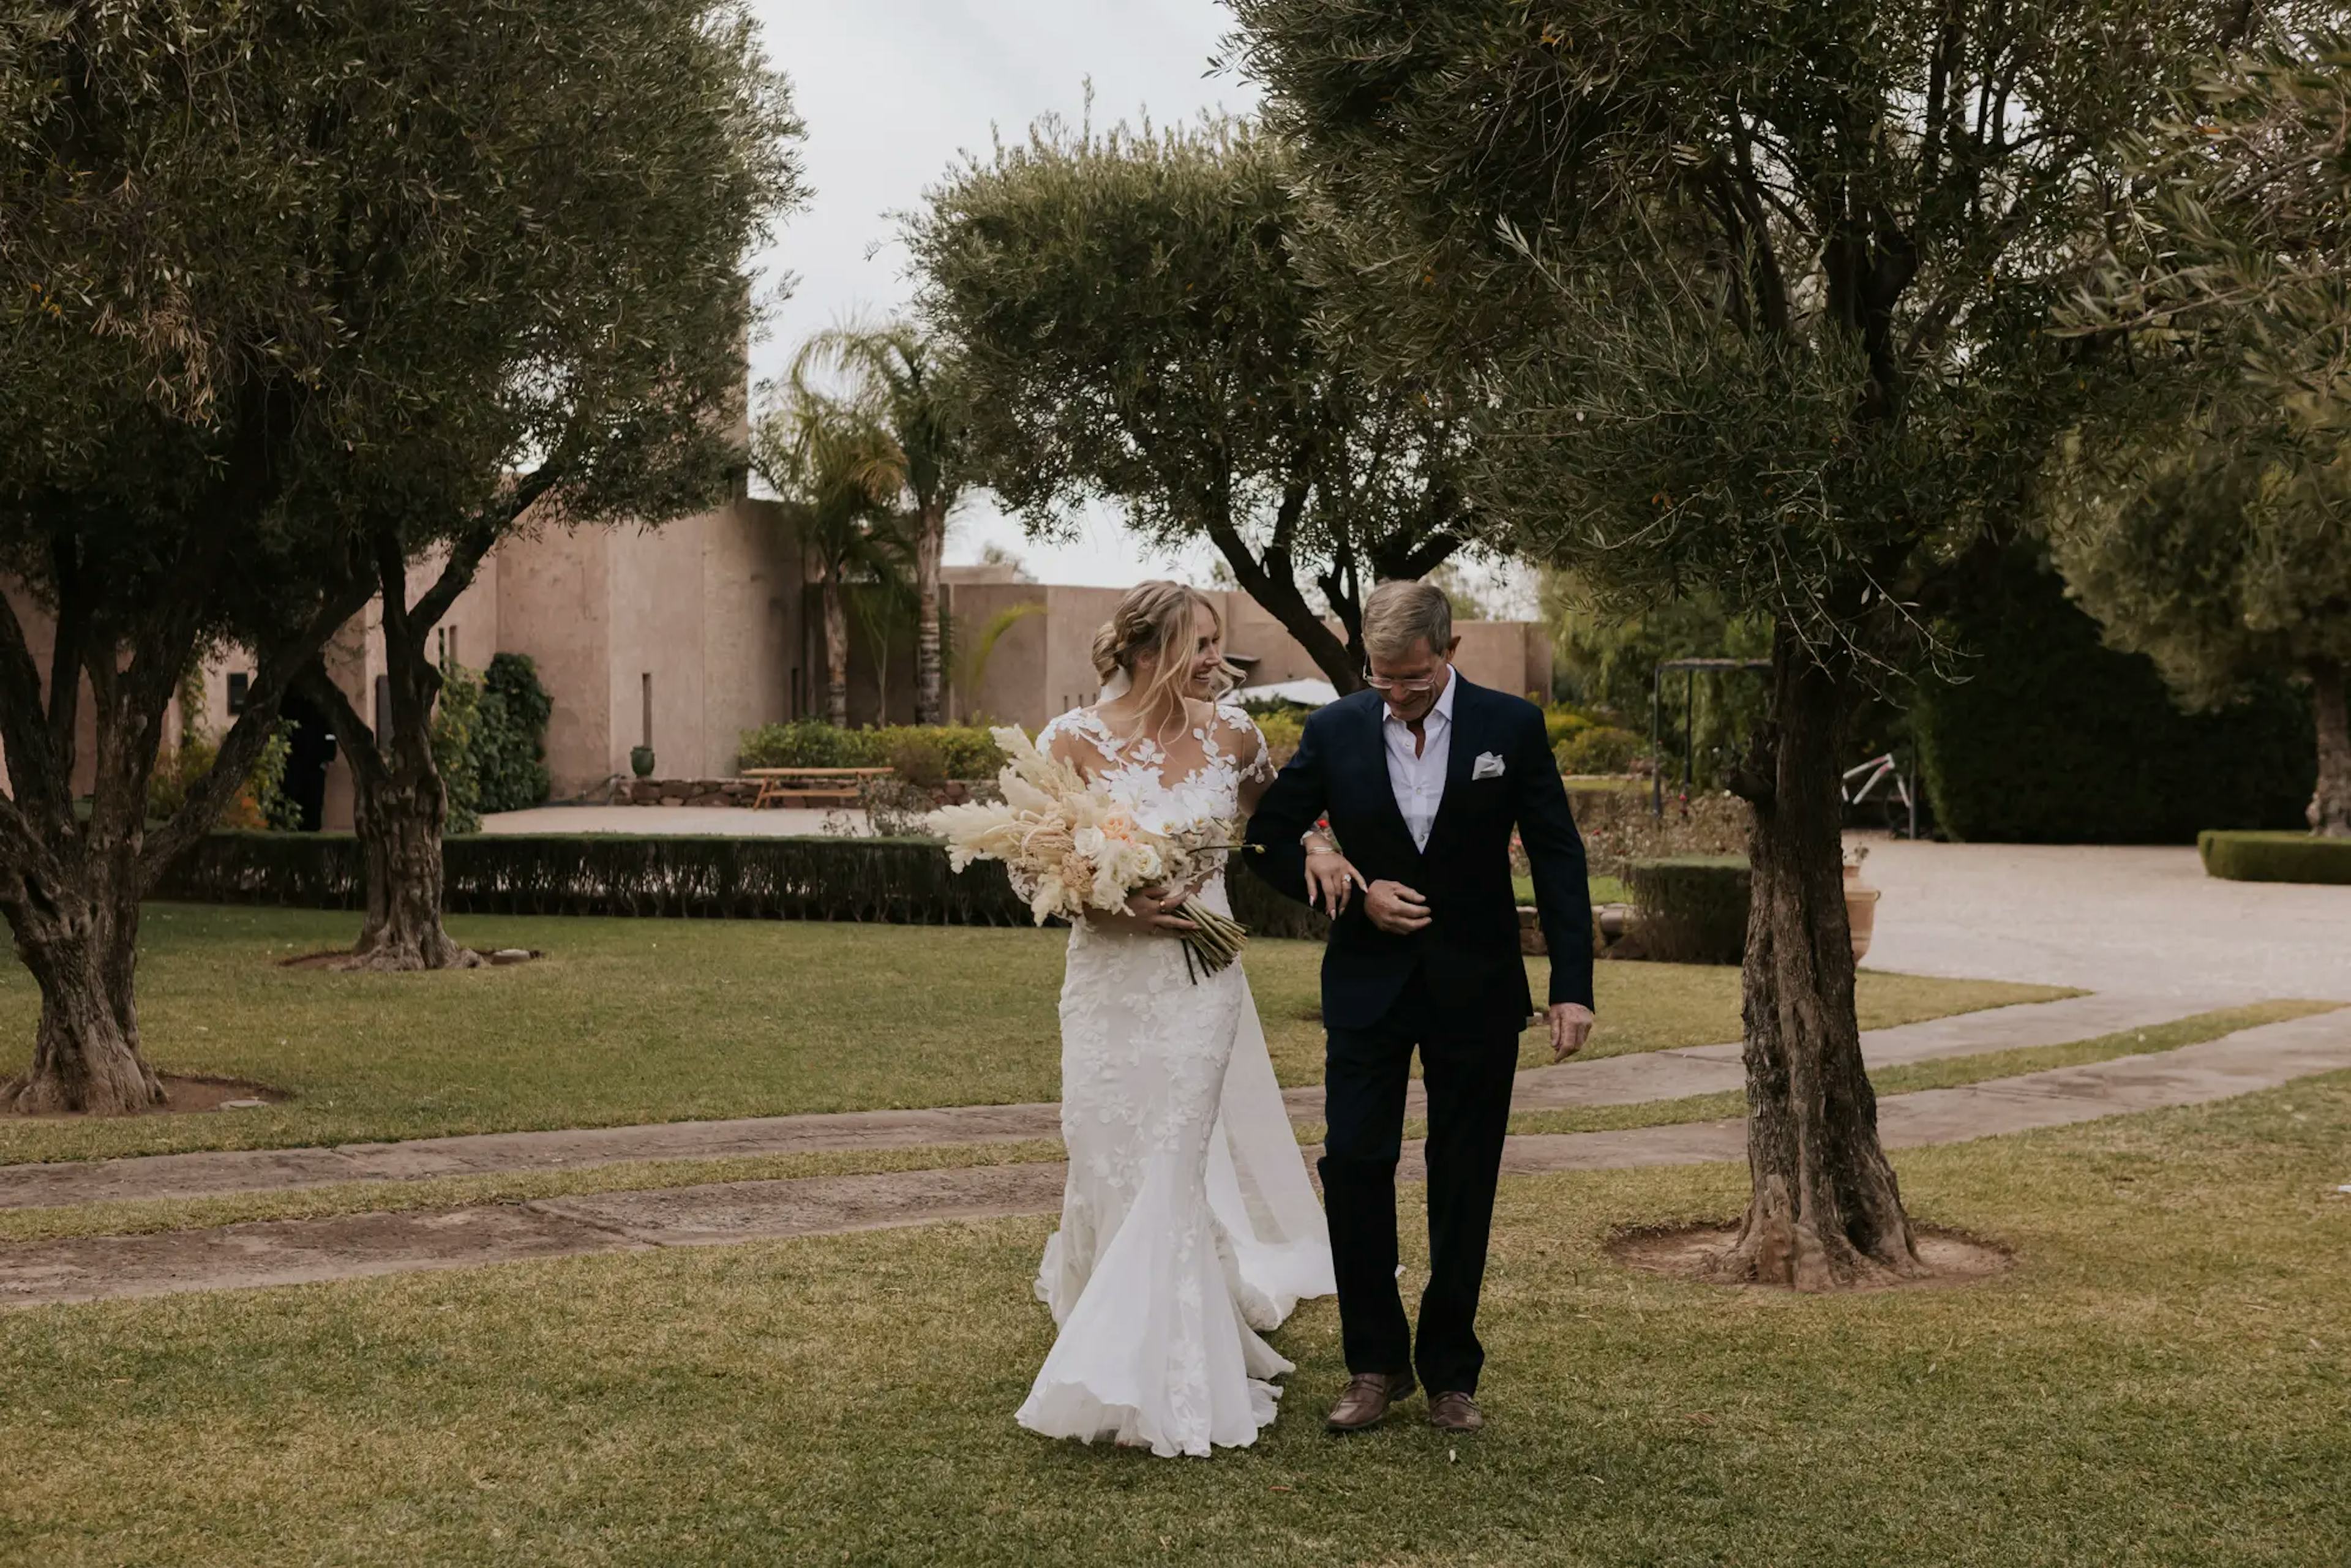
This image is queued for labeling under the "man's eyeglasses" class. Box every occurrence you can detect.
[1364,670,1445,695]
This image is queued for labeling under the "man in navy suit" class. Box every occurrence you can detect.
[1246,580,1595,1434]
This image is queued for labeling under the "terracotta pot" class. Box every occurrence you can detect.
[1842,863,1881,964]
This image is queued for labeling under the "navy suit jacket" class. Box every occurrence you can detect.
[1244,676,1595,1033]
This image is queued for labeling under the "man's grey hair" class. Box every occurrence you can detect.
[1362,579,1453,662]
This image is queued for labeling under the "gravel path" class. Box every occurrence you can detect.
[6,1005,2344,1309]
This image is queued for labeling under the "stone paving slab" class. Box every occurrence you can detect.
[535,1161,1071,1247]
[0,993,2194,1214]
[1288,989,2226,1122]
[4,1007,2343,1310]
[0,1203,641,1308]
[0,1103,1067,1212]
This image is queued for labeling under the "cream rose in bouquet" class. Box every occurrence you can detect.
[932,726,1249,978]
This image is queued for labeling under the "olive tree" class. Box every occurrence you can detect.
[0,0,795,1106]
[291,4,803,972]
[907,116,1493,692]
[1229,0,2297,1286]
[2052,36,2351,836]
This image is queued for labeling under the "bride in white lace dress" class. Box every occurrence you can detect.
[1014,582,1336,1458]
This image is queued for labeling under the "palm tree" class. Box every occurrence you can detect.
[751,388,909,726]
[792,321,967,724]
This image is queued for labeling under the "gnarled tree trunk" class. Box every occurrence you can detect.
[299,601,481,973]
[2308,658,2350,839]
[913,498,947,726]
[1,861,158,1116]
[308,506,535,966]
[1710,628,1920,1289]
[346,718,476,971]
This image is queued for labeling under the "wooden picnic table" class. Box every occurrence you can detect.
[741,765,894,810]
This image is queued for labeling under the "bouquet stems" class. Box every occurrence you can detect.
[1173,898,1249,981]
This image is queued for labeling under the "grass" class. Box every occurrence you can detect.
[1515,872,1630,905]
[0,905,2066,1165]
[2,1071,2345,1564]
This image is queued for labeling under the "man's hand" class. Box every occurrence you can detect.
[1303,845,1365,915]
[1547,1002,1596,1063]
[1364,879,1431,936]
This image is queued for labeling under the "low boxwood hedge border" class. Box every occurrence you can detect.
[151,831,1335,937]
[1625,854,1751,966]
[2197,830,2351,887]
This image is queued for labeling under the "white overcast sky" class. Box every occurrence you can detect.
[740,1,1532,613]
[745,0,1253,587]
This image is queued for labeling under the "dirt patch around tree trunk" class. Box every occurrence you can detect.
[1,1073,291,1119]
[277,948,539,970]
[1608,1221,2012,1292]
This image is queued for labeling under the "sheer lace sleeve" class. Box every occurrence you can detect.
[1040,707,1116,781]
[1216,700,1276,786]
[1213,699,1277,790]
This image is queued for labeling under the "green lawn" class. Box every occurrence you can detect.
[1516,872,1630,906]
[2,1071,2344,1565]
[0,906,2066,1165]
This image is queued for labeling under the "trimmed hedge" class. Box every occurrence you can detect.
[156,832,1030,924]
[152,830,1337,937]
[738,721,1007,779]
[1625,855,1750,965]
[1557,724,1644,776]
[2199,830,2351,886]
[1914,549,2314,844]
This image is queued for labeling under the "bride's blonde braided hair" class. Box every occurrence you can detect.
[1091,582,1238,739]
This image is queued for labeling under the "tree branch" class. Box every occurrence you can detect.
[43,533,90,768]
[1201,511,1362,692]
[411,460,567,634]
[296,656,384,792]
[138,577,375,886]
[0,583,67,828]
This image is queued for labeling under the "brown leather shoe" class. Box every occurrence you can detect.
[1428,1392,1484,1433]
[1325,1371,1416,1432]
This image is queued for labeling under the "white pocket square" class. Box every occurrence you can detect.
[1472,751,1507,779]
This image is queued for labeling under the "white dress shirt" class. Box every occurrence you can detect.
[1381,667,1456,852]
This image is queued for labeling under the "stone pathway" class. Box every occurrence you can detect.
[0,991,2210,1213]
[6,1004,2345,1310]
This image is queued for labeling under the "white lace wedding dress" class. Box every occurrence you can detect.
[1014,700,1336,1458]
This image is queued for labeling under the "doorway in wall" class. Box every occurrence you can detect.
[279,688,338,831]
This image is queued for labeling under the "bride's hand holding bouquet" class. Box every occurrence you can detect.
[932,725,1250,978]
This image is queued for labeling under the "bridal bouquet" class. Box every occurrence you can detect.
[932,725,1250,979]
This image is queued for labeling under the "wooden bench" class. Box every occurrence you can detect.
[741,766,894,811]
